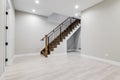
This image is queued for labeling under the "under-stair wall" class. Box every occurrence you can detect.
[52,24,80,55]
[67,27,81,52]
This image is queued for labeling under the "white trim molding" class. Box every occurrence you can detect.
[81,54,120,66]
[6,53,40,66]
[67,49,76,52]
[14,52,40,57]
[67,49,81,52]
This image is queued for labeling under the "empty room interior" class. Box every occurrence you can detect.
[0,0,120,80]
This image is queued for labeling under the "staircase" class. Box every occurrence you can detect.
[41,17,81,57]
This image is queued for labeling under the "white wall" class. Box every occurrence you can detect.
[6,0,15,65]
[67,33,75,51]
[47,13,68,24]
[15,11,58,54]
[0,0,5,77]
[81,0,120,62]
[67,28,81,52]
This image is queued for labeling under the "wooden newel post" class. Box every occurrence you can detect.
[45,35,48,57]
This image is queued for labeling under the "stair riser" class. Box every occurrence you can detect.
[41,19,80,57]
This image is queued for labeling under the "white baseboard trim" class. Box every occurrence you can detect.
[67,49,81,52]
[14,52,40,57]
[75,49,81,52]
[67,49,76,52]
[50,53,67,56]
[6,53,40,66]
[81,54,120,66]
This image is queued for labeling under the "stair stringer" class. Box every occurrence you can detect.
[50,24,81,55]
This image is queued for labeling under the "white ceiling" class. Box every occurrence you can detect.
[12,0,104,17]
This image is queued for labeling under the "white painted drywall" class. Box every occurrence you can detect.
[74,28,81,51]
[6,0,15,65]
[0,0,5,77]
[67,33,76,51]
[47,13,68,24]
[6,0,10,10]
[81,0,120,62]
[67,28,81,52]
[15,11,58,54]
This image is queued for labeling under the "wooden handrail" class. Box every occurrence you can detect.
[41,17,71,41]
[41,17,81,57]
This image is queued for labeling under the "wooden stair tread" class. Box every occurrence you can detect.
[41,18,80,57]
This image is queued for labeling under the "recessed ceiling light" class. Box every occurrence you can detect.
[35,0,39,4]
[75,5,79,9]
[75,13,78,17]
[32,9,36,13]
